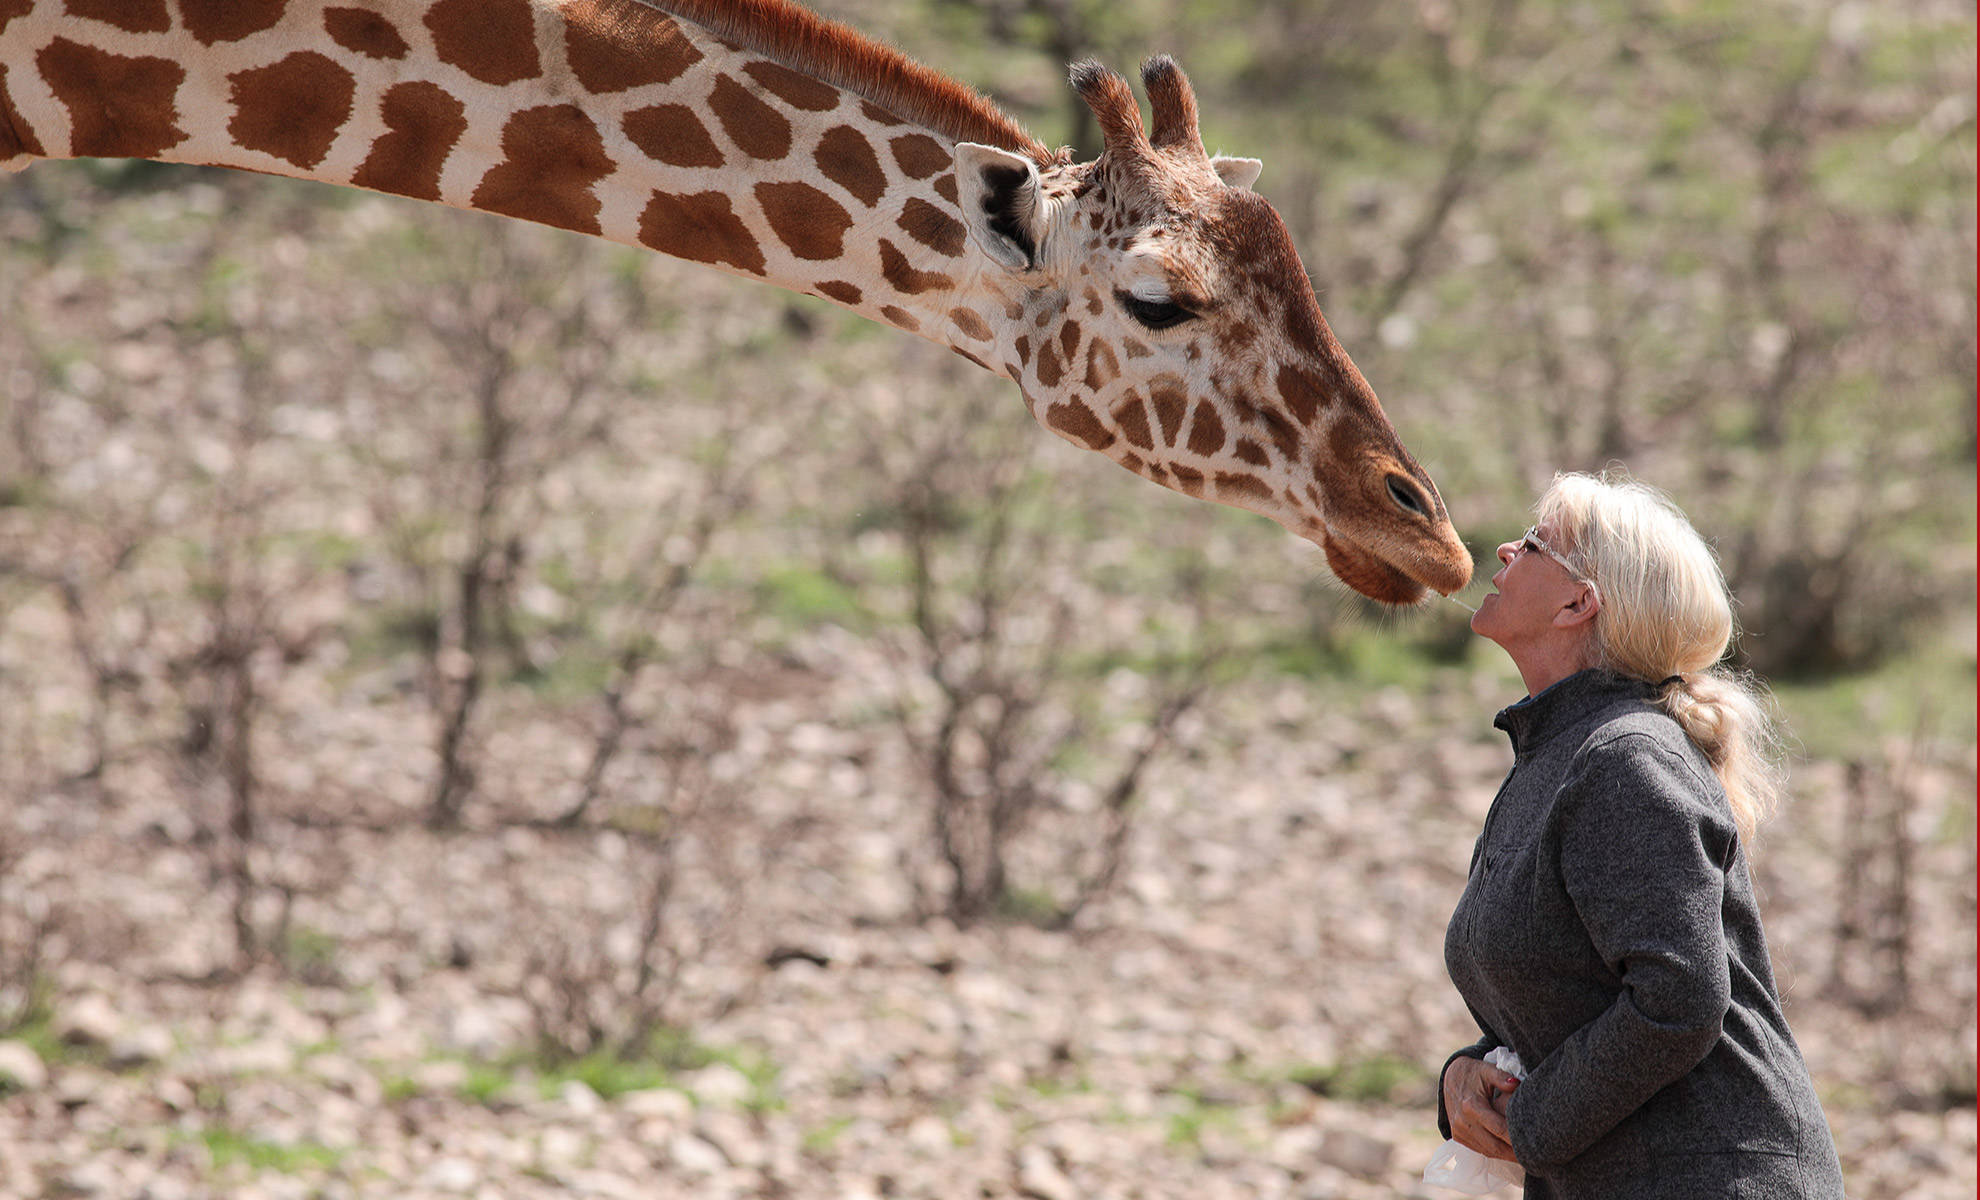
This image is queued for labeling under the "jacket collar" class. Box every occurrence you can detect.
[1493,668,1659,756]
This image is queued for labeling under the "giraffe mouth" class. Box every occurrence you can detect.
[1320,527,1437,606]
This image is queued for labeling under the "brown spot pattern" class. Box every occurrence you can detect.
[1122,338,1152,359]
[427,0,540,86]
[1258,407,1302,460]
[181,0,284,44]
[932,173,957,204]
[65,0,165,33]
[562,0,701,93]
[860,100,904,126]
[743,60,839,111]
[878,239,953,295]
[816,280,862,305]
[889,133,947,179]
[639,189,765,275]
[38,40,185,158]
[1083,338,1120,390]
[471,105,615,235]
[1275,362,1328,426]
[1149,380,1188,447]
[1014,335,1031,366]
[0,0,30,36]
[1047,400,1114,450]
[1187,401,1226,457]
[1324,418,1371,484]
[708,74,791,160]
[1059,320,1081,365]
[352,81,466,200]
[228,52,354,169]
[1170,464,1205,496]
[1033,336,1063,388]
[949,307,991,341]
[1215,472,1273,503]
[755,181,853,261]
[1233,438,1270,468]
[622,104,724,168]
[325,7,409,59]
[815,125,884,206]
[1110,392,1154,450]
[896,197,963,258]
[880,304,918,330]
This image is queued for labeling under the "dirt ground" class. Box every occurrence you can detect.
[0,628,1971,1200]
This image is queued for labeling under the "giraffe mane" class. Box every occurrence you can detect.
[640,0,1058,167]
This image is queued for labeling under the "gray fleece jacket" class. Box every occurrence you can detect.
[1439,670,1844,1199]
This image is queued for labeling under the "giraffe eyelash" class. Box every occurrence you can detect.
[1117,290,1195,330]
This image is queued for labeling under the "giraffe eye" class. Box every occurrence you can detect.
[1117,291,1196,331]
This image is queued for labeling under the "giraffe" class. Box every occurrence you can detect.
[0,0,1473,603]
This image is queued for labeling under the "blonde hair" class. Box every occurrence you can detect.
[1537,471,1785,843]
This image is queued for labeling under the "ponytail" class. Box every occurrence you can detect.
[1654,670,1785,845]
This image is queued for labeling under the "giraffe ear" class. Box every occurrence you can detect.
[1212,155,1263,191]
[955,143,1047,272]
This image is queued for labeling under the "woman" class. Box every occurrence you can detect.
[1437,472,1845,1197]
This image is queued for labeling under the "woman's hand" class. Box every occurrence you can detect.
[1443,1055,1521,1162]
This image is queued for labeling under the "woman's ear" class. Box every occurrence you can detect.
[1555,583,1601,629]
[955,143,1047,272]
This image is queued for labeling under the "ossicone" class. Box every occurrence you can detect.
[1140,55,1205,157]
[1069,60,1150,155]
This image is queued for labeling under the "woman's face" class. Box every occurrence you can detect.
[1470,524,1592,653]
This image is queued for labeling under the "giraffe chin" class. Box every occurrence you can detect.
[1321,529,1433,607]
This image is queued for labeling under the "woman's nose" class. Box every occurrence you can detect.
[1496,540,1519,565]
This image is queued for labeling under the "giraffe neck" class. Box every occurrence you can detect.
[0,0,1039,368]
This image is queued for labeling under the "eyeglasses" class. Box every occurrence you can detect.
[1514,526,1585,579]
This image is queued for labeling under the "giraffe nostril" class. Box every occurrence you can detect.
[1386,475,1429,518]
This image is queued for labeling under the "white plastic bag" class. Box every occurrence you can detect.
[1422,1047,1527,1194]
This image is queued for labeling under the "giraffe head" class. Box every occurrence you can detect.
[951,58,1471,604]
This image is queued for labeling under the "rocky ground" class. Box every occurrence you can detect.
[0,633,1972,1200]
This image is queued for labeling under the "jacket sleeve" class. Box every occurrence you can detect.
[1505,729,1735,1169]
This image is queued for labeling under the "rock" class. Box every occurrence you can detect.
[539,1126,589,1168]
[1297,1165,1352,1199]
[108,1024,176,1068]
[906,1114,950,1154]
[560,1078,603,1117]
[54,994,122,1048]
[136,1175,195,1200]
[697,1108,766,1169]
[686,1062,753,1108]
[1016,1144,1077,1200]
[1267,1124,1323,1171]
[445,1005,510,1059]
[154,1076,196,1111]
[0,1040,48,1091]
[409,1060,470,1092]
[419,1157,479,1193]
[1317,1127,1393,1179]
[54,1158,123,1195]
[620,1087,694,1123]
[668,1132,729,1175]
[53,1069,101,1108]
